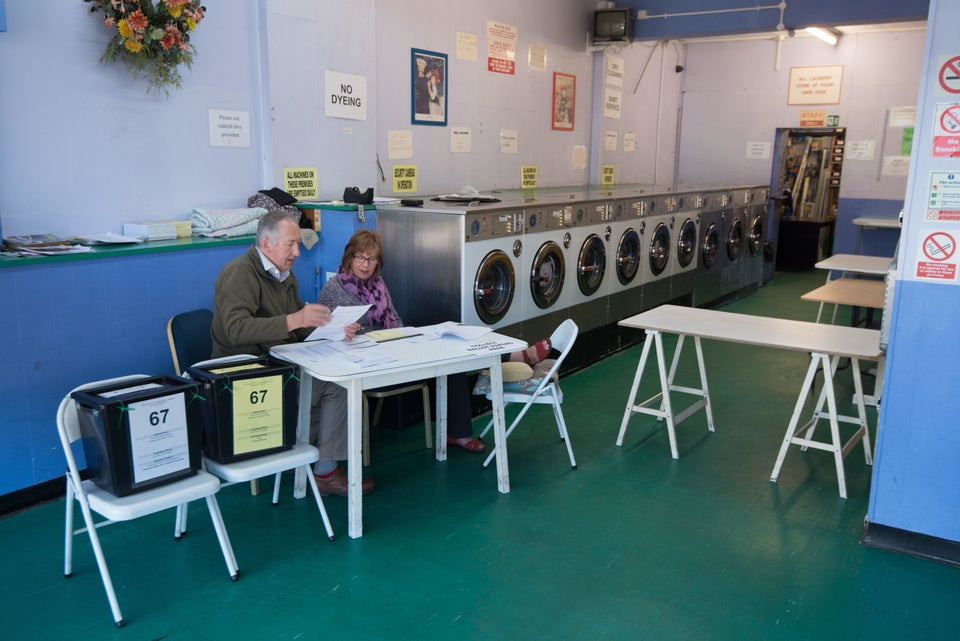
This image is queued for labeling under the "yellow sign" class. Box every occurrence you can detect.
[208,363,265,374]
[799,109,827,127]
[521,165,539,189]
[393,164,418,193]
[231,375,284,456]
[601,164,616,186]
[283,167,318,200]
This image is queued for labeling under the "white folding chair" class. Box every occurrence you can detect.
[59,375,239,628]
[176,355,334,541]
[478,319,579,470]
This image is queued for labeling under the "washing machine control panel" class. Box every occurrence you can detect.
[525,207,566,231]
[465,210,523,242]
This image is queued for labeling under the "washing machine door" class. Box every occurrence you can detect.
[702,222,720,269]
[748,215,764,256]
[726,216,743,261]
[473,249,516,324]
[649,222,671,276]
[530,241,565,309]
[677,218,697,269]
[577,233,606,296]
[616,228,641,285]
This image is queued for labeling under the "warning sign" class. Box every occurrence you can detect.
[933,103,960,157]
[283,167,318,200]
[917,262,957,279]
[937,55,960,95]
[487,21,517,75]
[922,231,956,261]
[392,164,417,193]
[601,164,616,186]
[916,231,958,280]
[926,171,960,221]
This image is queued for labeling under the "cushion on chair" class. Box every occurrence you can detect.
[473,361,549,395]
[501,361,534,382]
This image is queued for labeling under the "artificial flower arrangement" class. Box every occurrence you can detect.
[84,0,206,95]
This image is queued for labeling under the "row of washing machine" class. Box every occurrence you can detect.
[376,184,769,350]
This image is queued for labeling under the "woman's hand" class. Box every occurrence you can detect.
[343,322,361,342]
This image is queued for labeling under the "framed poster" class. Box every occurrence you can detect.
[411,48,448,126]
[552,72,576,130]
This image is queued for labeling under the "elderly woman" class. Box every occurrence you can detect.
[319,229,487,452]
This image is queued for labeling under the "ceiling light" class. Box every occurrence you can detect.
[804,27,839,45]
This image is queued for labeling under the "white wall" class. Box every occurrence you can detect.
[676,29,926,196]
[264,0,379,199]
[589,41,684,186]
[372,0,595,195]
[0,0,264,237]
[0,2,923,238]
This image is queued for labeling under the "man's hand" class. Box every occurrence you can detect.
[288,303,332,331]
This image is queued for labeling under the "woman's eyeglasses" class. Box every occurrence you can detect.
[353,254,380,265]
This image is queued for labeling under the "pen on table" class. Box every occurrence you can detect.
[375,333,423,343]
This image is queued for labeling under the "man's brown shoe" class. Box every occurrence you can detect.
[313,467,375,496]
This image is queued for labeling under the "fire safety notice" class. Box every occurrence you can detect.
[925,171,960,221]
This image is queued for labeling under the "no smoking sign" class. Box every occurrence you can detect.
[917,231,958,280]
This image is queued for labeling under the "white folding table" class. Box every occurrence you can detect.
[811,254,892,324]
[616,305,883,499]
[272,330,526,538]
[852,216,901,254]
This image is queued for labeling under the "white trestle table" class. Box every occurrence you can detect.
[272,329,526,538]
[616,305,883,499]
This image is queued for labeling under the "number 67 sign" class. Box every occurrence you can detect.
[129,393,190,484]
[232,375,284,456]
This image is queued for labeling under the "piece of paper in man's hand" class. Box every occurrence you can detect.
[306,304,371,341]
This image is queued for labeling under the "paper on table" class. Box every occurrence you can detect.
[364,327,424,342]
[306,304,371,341]
[426,321,493,340]
[301,340,398,368]
[74,232,145,245]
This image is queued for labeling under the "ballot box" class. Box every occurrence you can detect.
[185,357,300,463]
[71,376,204,497]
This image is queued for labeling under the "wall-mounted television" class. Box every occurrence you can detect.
[591,8,634,44]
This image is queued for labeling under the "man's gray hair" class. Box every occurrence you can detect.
[256,211,298,246]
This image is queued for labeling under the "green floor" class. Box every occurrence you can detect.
[3,270,958,640]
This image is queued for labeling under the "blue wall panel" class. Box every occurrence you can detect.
[869,279,960,542]
[834,197,902,257]
[0,243,251,496]
[628,0,929,41]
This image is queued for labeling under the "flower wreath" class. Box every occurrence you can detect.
[84,0,206,95]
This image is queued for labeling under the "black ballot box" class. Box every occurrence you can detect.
[186,357,299,463]
[71,376,204,497]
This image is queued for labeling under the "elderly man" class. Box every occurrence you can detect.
[211,210,374,496]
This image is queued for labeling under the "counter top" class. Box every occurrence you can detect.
[0,235,254,268]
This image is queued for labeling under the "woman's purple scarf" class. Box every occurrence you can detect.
[337,268,401,329]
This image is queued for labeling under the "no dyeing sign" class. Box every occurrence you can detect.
[325,70,367,121]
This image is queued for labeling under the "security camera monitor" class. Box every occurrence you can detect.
[592,8,633,44]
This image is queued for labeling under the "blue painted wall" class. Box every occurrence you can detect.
[867,0,960,544]
[833,198,902,257]
[871,280,960,542]
[0,245,247,495]
[624,0,929,41]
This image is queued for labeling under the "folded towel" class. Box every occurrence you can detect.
[197,219,261,238]
[191,207,266,234]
